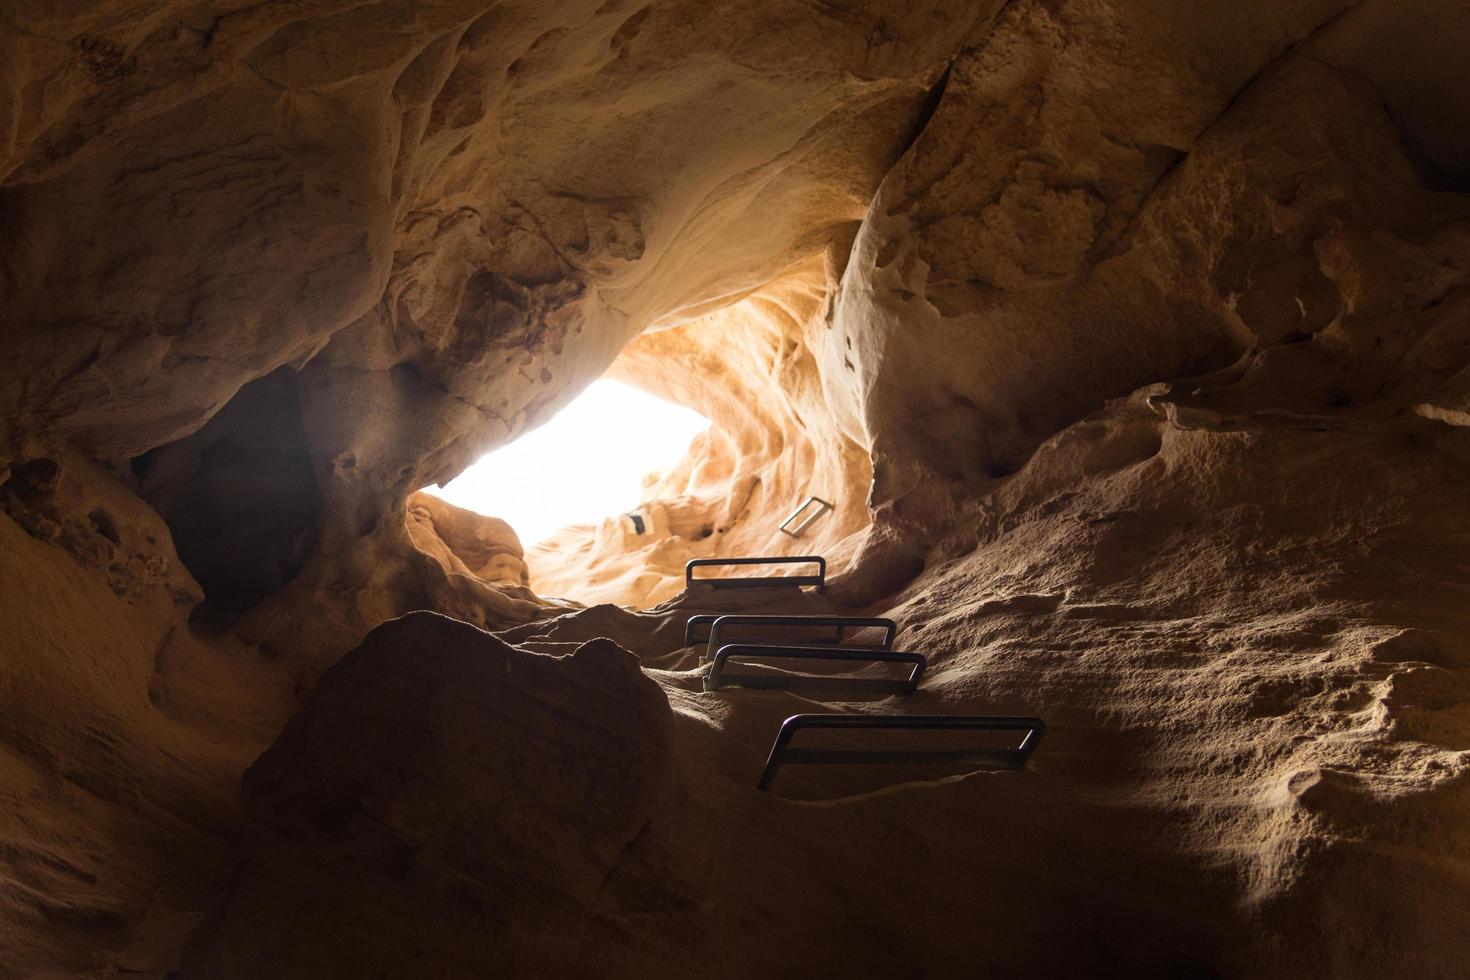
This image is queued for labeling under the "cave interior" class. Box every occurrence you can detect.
[2,1,1470,976]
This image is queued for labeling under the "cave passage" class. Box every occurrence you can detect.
[424,379,710,547]
[8,0,1470,973]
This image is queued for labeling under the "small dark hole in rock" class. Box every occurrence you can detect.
[89,509,120,544]
[5,458,60,497]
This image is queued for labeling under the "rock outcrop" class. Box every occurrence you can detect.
[406,490,529,587]
[183,614,679,978]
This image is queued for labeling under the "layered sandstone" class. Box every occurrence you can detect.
[2,0,1469,976]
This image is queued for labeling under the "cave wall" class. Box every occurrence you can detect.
[529,0,1470,609]
[831,0,1470,537]
[2,0,987,642]
[2,0,1470,975]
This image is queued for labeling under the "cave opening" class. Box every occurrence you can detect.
[423,378,711,547]
[403,268,877,611]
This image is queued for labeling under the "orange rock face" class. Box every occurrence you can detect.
[2,0,1470,976]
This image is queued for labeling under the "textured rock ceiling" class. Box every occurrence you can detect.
[2,0,1470,976]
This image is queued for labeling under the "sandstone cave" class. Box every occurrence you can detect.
[2,2,1470,977]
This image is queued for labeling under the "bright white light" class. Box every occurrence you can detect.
[425,380,710,547]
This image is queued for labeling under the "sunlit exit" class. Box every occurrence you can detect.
[424,380,710,547]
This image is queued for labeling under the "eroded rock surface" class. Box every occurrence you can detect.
[406,489,529,587]
[185,390,1470,975]
[2,0,1469,976]
[183,614,679,977]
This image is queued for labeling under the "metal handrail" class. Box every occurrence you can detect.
[705,644,926,695]
[696,614,898,660]
[757,713,1046,791]
[683,613,898,648]
[778,496,834,538]
[685,555,826,591]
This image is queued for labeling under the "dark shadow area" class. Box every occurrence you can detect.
[132,367,320,615]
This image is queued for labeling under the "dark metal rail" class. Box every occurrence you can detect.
[705,644,926,695]
[692,614,898,660]
[683,613,898,649]
[757,713,1046,791]
[685,555,826,591]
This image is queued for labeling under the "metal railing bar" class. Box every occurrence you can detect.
[756,713,1046,791]
[778,497,834,538]
[685,556,826,591]
[705,644,926,694]
[702,615,897,660]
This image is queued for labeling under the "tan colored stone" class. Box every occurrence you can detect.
[1,0,1469,974]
